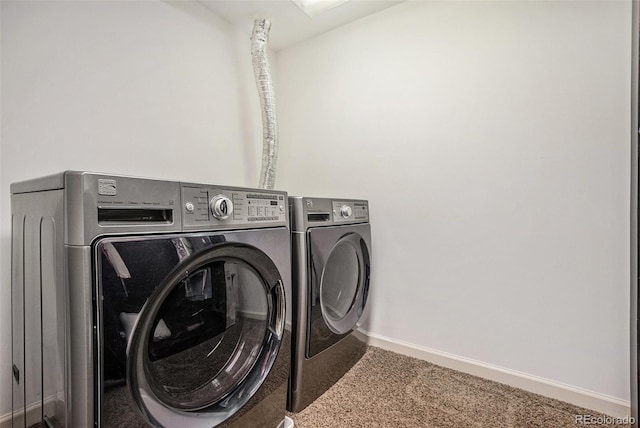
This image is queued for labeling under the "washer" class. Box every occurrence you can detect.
[11,171,292,427]
[287,197,371,412]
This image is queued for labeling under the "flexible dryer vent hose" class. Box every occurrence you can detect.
[251,19,278,190]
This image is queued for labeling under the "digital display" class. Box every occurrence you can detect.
[246,193,278,200]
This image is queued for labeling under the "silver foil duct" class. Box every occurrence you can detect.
[251,19,278,190]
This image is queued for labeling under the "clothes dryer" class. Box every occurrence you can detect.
[287,197,371,412]
[11,171,291,427]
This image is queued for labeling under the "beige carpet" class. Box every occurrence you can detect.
[288,346,630,428]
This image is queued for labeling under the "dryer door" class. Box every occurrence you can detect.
[96,237,286,428]
[307,223,371,357]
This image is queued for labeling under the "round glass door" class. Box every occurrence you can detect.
[319,233,370,334]
[127,244,285,425]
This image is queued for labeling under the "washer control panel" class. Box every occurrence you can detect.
[182,186,287,227]
[332,200,369,223]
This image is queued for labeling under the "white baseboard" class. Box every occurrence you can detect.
[0,395,57,428]
[355,329,631,419]
[0,412,9,428]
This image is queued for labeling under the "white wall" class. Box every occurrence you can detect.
[276,0,632,402]
[1,0,633,418]
[0,0,263,416]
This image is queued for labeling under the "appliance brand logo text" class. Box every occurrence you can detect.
[98,179,117,196]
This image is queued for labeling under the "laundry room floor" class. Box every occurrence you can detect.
[287,346,629,428]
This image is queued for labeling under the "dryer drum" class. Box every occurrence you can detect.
[319,233,371,335]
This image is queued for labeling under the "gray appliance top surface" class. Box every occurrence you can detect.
[11,171,290,245]
[11,171,289,195]
[289,196,369,232]
[11,171,185,194]
[10,171,67,194]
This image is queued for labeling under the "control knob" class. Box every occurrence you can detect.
[210,194,233,220]
[340,205,353,218]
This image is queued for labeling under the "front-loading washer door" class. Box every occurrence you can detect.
[306,223,371,357]
[95,234,286,428]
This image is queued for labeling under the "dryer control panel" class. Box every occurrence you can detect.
[182,185,287,228]
[332,200,369,223]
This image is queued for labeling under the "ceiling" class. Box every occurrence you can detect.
[200,0,405,51]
